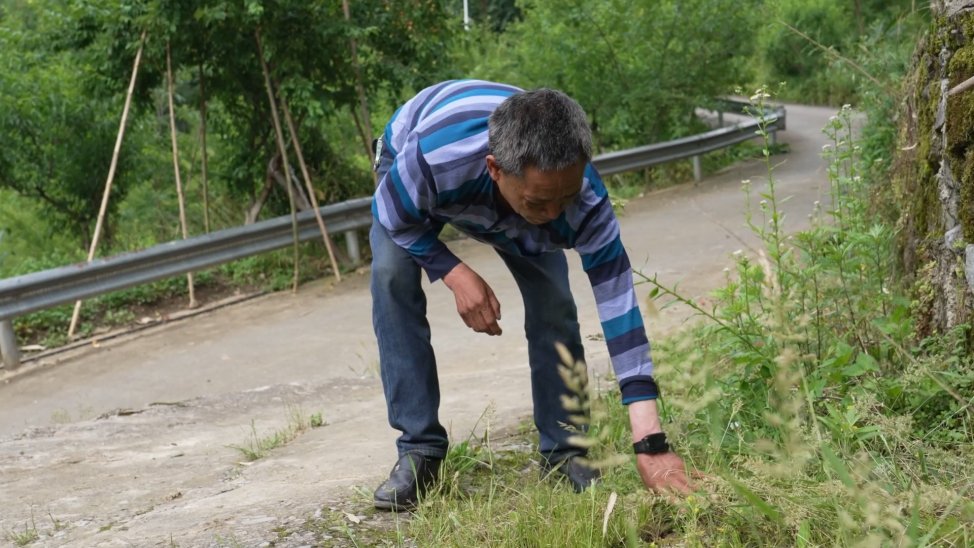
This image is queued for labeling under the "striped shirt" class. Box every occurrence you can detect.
[371,79,658,404]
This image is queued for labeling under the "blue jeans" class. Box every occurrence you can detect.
[369,219,587,465]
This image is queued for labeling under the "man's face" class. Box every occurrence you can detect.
[486,156,585,225]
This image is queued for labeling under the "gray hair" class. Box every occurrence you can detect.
[487,88,592,178]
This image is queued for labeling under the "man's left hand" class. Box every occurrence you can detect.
[628,398,702,495]
[635,452,696,494]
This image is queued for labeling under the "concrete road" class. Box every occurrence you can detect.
[0,102,837,547]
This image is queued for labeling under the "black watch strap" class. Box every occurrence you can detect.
[633,432,669,455]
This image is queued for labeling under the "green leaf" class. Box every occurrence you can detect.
[842,361,867,377]
[832,341,855,367]
[907,490,921,544]
[727,478,781,523]
[660,299,681,311]
[854,425,881,441]
[797,520,811,548]
[820,443,856,489]
[843,352,880,377]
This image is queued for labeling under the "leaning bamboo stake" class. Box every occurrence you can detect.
[949,75,974,97]
[167,41,198,309]
[255,28,301,294]
[278,90,343,283]
[341,0,377,187]
[68,30,147,339]
[199,61,211,234]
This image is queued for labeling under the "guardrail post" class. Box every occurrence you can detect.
[718,111,724,127]
[345,230,361,268]
[692,155,702,182]
[0,319,21,371]
[769,129,778,146]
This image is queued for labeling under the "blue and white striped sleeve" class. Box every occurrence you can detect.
[372,125,462,283]
[573,165,659,404]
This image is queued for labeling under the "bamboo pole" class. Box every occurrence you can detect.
[68,30,147,339]
[949,75,974,96]
[341,0,377,186]
[255,28,301,294]
[167,41,198,309]
[199,61,211,234]
[279,88,343,283]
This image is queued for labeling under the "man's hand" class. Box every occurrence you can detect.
[628,399,699,495]
[636,452,695,494]
[443,263,502,336]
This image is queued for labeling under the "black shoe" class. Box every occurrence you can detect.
[541,455,602,493]
[373,452,442,511]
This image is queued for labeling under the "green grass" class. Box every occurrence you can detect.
[3,524,38,547]
[3,506,39,546]
[226,404,322,461]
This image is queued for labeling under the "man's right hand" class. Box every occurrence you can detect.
[443,263,502,336]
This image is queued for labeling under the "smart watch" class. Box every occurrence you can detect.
[633,432,670,455]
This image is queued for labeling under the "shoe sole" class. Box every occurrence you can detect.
[374,499,416,512]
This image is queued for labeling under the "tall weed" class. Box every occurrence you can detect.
[633,88,974,546]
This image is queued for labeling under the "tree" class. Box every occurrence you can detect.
[0,0,459,253]
[61,0,459,222]
[463,0,763,151]
[0,18,151,250]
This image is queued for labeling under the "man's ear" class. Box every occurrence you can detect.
[486,155,502,181]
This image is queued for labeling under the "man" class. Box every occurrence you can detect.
[368,79,693,511]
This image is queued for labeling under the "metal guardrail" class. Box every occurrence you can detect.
[594,103,785,176]
[0,99,784,369]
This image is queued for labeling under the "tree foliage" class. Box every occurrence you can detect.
[758,0,926,106]
[0,0,459,252]
[0,11,151,249]
[460,0,762,150]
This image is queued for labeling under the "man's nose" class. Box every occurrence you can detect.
[543,203,561,220]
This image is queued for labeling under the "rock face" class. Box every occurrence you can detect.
[894,1,974,339]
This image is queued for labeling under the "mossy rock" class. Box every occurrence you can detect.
[893,5,974,339]
[947,10,974,243]
[962,147,974,243]
[945,17,974,155]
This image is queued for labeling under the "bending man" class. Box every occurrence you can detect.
[368,80,693,511]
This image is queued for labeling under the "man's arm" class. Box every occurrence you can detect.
[574,165,697,494]
[373,130,462,283]
[573,167,658,405]
[374,129,502,335]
